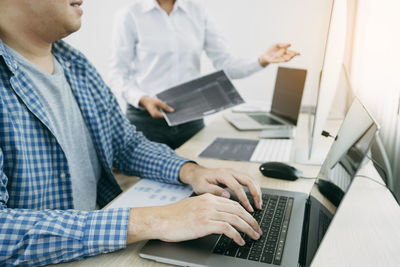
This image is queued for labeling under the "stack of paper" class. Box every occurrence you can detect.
[106,179,193,209]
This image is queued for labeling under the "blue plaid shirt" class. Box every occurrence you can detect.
[0,39,189,266]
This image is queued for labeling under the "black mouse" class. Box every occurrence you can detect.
[317,179,344,207]
[259,162,303,181]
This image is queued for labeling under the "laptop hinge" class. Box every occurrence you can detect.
[298,197,311,267]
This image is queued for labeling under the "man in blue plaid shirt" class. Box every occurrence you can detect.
[0,0,265,266]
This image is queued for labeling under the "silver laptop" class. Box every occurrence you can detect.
[140,98,379,267]
[224,67,307,132]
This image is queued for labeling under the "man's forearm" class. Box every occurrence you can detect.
[178,162,204,185]
[126,207,163,244]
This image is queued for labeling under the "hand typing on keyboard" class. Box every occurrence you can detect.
[126,163,263,246]
[213,194,294,265]
[179,163,263,212]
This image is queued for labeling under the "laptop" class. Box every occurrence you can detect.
[224,67,307,133]
[140,98,379,267]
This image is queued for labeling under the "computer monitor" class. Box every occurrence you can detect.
[296,0,348,164]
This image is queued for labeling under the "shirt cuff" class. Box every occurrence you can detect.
[251,57,266,72]
[122,86,147,109]
[159,155,194,185]
[83,208,131,256]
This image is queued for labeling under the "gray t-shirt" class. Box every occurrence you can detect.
[6,45,101,210]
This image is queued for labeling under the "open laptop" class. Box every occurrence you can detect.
[140,98,379,267]
[224,67,307,133]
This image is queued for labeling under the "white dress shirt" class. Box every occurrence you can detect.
[108,0,264,108]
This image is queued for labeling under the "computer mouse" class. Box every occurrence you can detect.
[317,179,344,207]
[259,162,303,181]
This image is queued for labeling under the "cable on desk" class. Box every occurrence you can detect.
[355,174,387,187]
[299,176,316,180]
[355,174,399,205]
[365,154,389,184]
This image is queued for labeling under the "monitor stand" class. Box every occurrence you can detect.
[295,109,331,166]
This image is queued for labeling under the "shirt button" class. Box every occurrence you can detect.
[65,62,71,68]
[60,172,66,179]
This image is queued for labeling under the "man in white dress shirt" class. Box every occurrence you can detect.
[109,0,299,149]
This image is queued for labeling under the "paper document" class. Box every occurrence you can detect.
[106,179,193,209]
[157,70,244,126]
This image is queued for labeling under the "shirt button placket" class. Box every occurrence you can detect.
[169,13,180,85]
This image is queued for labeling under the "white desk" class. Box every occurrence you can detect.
[56,113,400,267]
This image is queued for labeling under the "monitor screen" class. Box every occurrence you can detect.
[307,0,348,162]
[270,67,307,125]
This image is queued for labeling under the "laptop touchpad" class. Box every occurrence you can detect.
[248,114,282,125]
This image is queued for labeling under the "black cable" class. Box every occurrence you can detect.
[321,131,332,138]
[321,130,338,140]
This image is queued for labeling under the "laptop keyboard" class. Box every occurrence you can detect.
[248,114,283,125]
[250,139,293,163]
[213,193,294,265]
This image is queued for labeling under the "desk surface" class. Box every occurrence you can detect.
[56,113,400,267]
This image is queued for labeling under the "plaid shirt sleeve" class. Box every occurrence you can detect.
[84,61,190,185]
[0,148,131,266]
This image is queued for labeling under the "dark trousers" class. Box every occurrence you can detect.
[126,105,205,149]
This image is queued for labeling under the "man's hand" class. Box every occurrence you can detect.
[179,163,262,212]
[139,96,174,119]
[126,194,262,246]
[258,43,300,67]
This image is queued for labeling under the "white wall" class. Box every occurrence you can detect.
[350,0,400,196]
[66,0,333,108]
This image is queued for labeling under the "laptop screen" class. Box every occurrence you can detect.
[303,98,379,267]
[270,67,307,125]
[316,98,379,193]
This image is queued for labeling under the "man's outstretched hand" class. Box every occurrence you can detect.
[259,43,300,67]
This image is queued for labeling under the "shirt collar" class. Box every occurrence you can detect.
[0,39,19,73]
[175,0,189,13]
[0,39,5,56]
[52,40,87,68]
[0,38,86,74]
[141,0,189,14]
